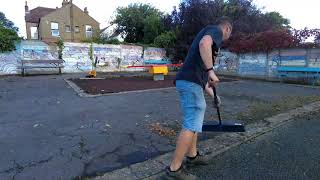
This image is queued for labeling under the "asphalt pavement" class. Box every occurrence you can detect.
[191,111,320,180]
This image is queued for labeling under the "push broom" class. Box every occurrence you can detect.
[202,86,245,132]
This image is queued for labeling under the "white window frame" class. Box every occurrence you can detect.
[51,22,59,37]
[30,26,38,40]
[75,26,80,33]
[65,25,71,33]
[85,25,93,38]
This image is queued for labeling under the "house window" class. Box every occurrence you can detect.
[51,22,59,37]
[75,26,80,33]
[30,26,38,40]
[65,25,71,32]
[85,25,92,38]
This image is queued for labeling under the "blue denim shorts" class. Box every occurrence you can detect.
[176,80,206,133]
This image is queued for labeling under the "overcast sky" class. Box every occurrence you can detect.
[1,0,319,37]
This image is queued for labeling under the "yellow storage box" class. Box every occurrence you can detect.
[149,65,168,75]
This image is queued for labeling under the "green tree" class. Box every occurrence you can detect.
[263,12,290,30]
[113,3,163,43]
[56,38,64,60]
[0,12,20,52]
[0,11,20,52]
[89,43,96,69]
[0,27,20,52]
[154,31,176,49]
[143,14,162,44]
[0,12,19,32]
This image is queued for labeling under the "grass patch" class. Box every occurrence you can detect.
[236,95,320,123]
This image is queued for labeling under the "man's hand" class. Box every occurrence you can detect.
[208,70,219,87]
[205,82,221,108]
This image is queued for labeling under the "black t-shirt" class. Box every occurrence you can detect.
[176,25,223,89]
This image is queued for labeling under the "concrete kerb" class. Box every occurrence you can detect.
[64,78,243,98]
[64,79,176,98]
[91,101,320,180]
[218,73,320,90]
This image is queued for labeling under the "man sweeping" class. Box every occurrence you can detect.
[165,17,233,180]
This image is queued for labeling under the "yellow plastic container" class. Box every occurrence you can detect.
[149,65,168,75]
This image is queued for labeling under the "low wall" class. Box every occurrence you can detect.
[0,41,169,75]
[216,49,320,79]
[1,41,319,78]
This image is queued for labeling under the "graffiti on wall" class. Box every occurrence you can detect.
[62,43,145,72]
[239,53,267,76]
[22,48,56,60]
[121,45,143,67]
[309,59,320,67]
[62,43,92,73]
[0,52,20,75]
[268,50,309,77]
[215,51,238,73]
[21,41,57,60]
[144,47,166,61]
[270,49,307,67]
[266,51,280,77]
[3,40,319,76]
[94,44,121,71]
[308,51,320,67]
[278,56,306,66]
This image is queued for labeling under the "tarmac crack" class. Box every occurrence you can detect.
[71,136,90,161]
[0,156,54,176]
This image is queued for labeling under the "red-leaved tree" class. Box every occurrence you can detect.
[225,28,320,53]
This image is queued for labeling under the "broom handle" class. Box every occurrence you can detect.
[212,86,222,125]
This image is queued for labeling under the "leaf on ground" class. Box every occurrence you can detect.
[149,122,176,137]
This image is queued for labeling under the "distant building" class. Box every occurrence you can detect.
[25,0,100,43]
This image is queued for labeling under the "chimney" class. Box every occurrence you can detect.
[84,7,88,14]
[25,1,29,13]
[62,0,68,7]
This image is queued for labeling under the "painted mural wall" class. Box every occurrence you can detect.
[215,51,267,76]
[21,41,57,60]
[62,42,92,73]
[0,51,20,75]
[144,47,166,60]
[215,51,238,73]
[308,49,320,67]
[120,45,143,67]
[239,53,267,76]
[22,41,60,74]
[278,49,307,66]
[1,40,320,77]
[93,44,121,72]
[267,49,320,77]
[143,47,170,65]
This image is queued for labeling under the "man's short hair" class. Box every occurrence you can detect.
[216,17,233,28]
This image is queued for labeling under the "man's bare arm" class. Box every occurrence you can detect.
[199,35,214,70]
[199,35,220,87]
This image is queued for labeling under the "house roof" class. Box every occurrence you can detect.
[25,7,56,23]
[25,4,99,25]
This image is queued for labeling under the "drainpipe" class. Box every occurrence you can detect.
[70,0,74,42]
